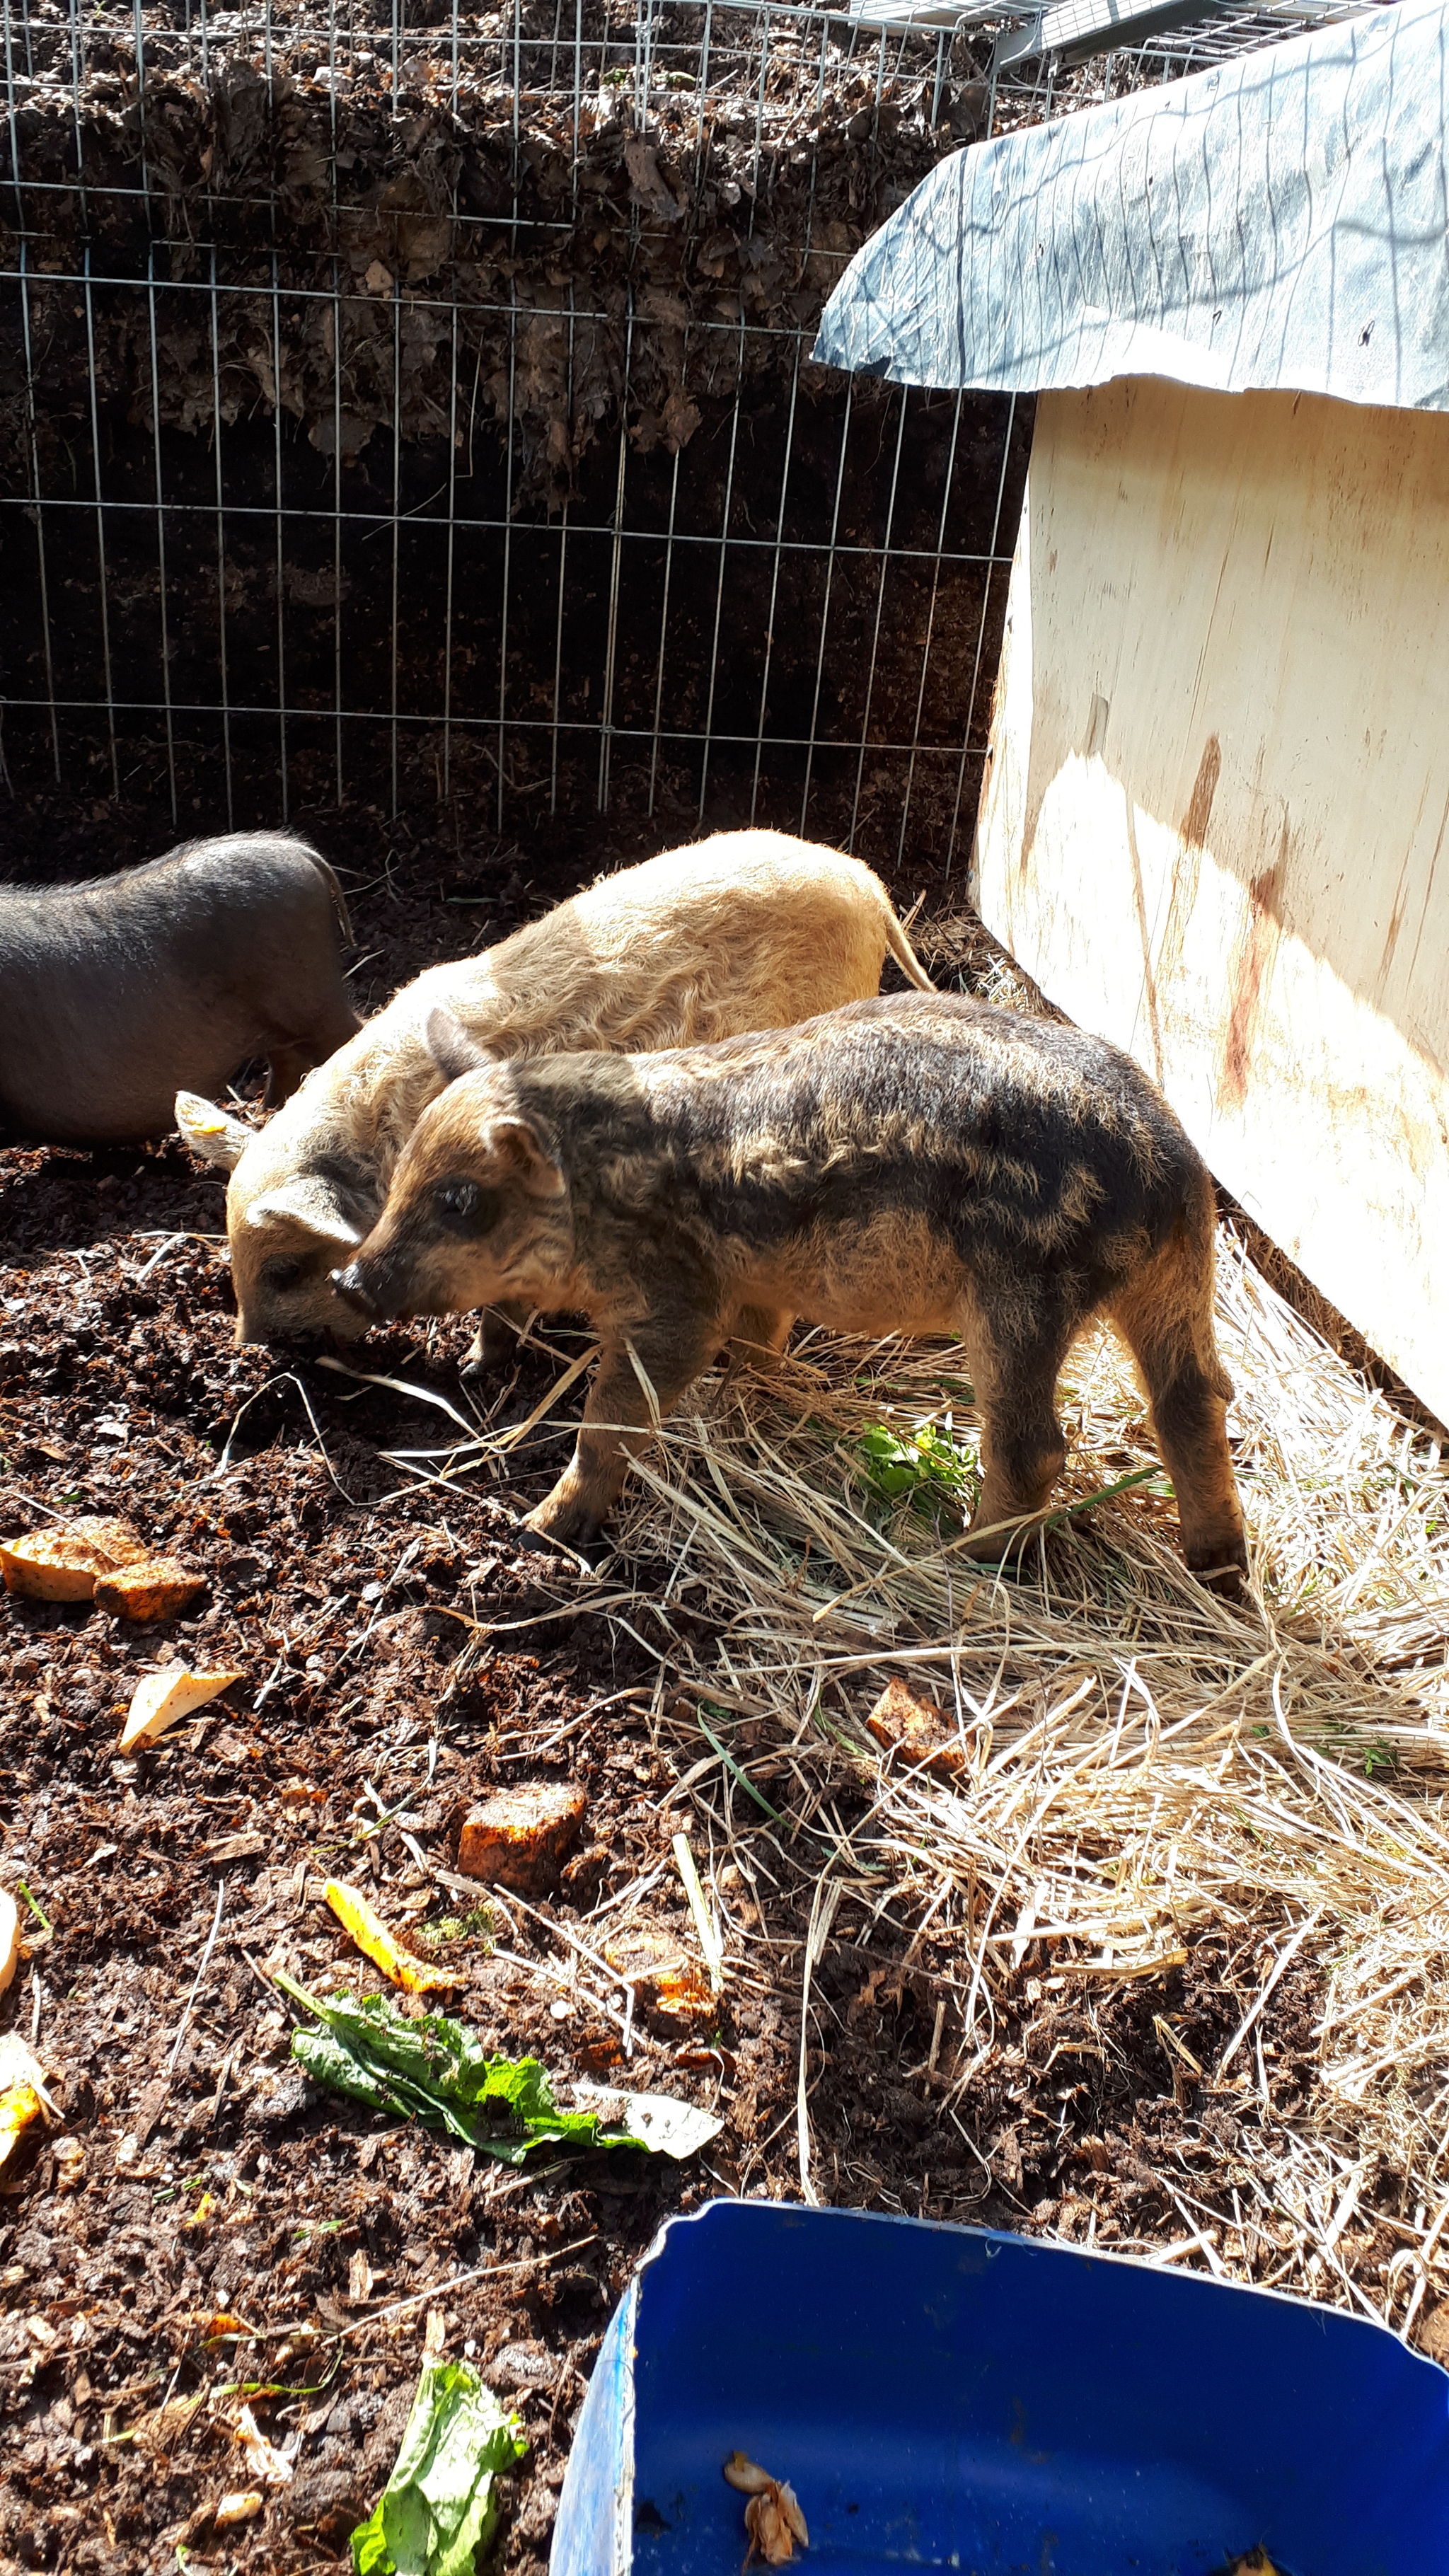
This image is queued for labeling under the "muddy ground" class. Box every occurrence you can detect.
[0,806,1403,2575]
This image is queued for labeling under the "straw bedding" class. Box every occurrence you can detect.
[402,1207,1449,2345]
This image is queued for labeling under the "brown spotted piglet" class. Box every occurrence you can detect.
[333,993,1247,1591]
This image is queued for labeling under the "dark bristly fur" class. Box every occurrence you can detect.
[335,993,1247,1592]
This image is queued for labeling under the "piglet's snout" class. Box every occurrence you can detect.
[330,1262,383,1319]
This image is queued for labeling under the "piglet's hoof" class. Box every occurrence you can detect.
[517,1496,608,1569]
[1191,1559,1247,1601]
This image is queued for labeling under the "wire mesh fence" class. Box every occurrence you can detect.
[0,0,1363,873]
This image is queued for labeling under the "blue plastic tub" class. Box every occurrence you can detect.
[550,2200,1449,2576]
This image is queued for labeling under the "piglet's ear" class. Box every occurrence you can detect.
[492,1116,567,1200]
[176,1092,253,1171]
[426,1006,490,1086]
[246,1177,364,1249]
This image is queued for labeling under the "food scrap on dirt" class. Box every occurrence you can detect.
[213,2490,265,2529]
[236,2400,299,2488]
[724,2453,810,2567]
[279,1975,713,2164]
[0,2031,48,2177]
[862,1675,969,1780]
[0,1513,146,1600]
[325,1877,461,1995]
[454,1784,588,1891]
[350,2360,526,2576]
[92,1554,207,1622]
[117,1663,245,1751]
[0,1887,19,1994]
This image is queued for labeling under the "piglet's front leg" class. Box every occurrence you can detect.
[524,1319,717,1547]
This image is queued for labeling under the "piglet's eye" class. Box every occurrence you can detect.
[434,1177,498,1232]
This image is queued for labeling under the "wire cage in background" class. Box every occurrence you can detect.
[0,0,1369,877]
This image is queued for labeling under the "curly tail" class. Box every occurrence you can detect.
[882,901,934,993]
[299,843,355,947]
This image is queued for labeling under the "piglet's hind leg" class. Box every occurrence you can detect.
[1108,1211,1246,1594]
[959,1307,1073,1564]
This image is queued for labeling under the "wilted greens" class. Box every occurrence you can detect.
[277,1973,721,2164]
[352,2361,526,2576]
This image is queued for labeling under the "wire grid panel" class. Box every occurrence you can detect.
[1,0,1030,868]
[0,0,1334,865]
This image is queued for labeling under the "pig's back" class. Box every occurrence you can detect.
[554,993,1208,1267]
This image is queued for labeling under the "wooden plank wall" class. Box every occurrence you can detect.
[974,375,1449,1427]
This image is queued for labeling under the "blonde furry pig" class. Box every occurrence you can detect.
[177,829,932,1348]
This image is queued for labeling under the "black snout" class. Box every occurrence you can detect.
[330,1262,381,1319]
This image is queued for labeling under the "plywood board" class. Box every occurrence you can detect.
[974,376,1449,1425]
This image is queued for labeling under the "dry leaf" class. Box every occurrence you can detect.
[1,1516,145,1600]
[323,1877,459,1994]
[214,2490,265,2528]
[94,1556,206,1622]
[724,2454,809,2567]
[120,1666,244,1752]
[133,2391,205,2459]
[347,2247,374,2303]
[0,1889,19,1995]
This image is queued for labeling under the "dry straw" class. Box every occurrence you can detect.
[399,1230,1449,2335]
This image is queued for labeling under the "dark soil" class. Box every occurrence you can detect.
[0,821,1418,2576]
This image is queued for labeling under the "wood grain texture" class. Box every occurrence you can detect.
[975,375,1449,1426]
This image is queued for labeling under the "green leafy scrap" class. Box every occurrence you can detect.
[853,1417,977,1512]
[351,2361,526,2576]
[277,1973,721,2164]
[277,1973,599,2163]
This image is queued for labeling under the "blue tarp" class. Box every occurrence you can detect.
[814,0,1449,412]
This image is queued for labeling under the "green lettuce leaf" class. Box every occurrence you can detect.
[351,2360,526,2576]
[277,1973,616,2163]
